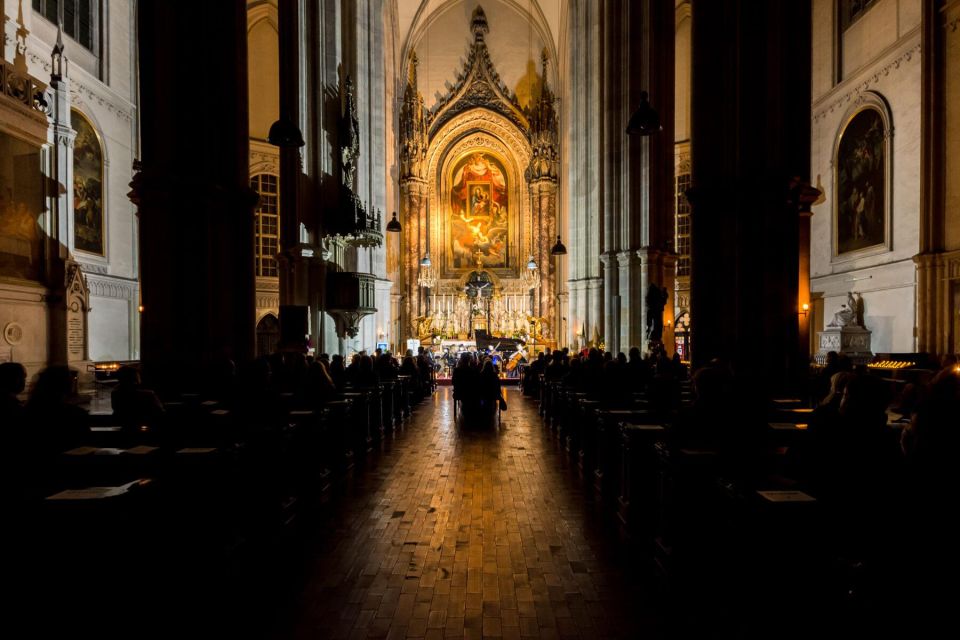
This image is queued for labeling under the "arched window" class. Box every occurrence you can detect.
[250,173,279,277]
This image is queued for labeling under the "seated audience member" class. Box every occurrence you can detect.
[452,353,479,414]
[24,366,89,454]
[480,360,506,413]
[329,354,347,391]
[111,366,165,432]
[0,362,27,427]
[670,361,766,479]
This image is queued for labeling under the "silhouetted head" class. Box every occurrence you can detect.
[116,366,141,386]
[28,366,75,407]
[0,362,27,396]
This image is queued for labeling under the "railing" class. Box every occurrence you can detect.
[0,59,47,113]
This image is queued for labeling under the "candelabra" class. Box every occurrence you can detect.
[417,262,437,289]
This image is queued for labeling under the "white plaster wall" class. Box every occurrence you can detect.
[6,0,140,361]
[810,0,922,353]
[0,285,49,380]
[88,295,131,361]
[815,259,917,353]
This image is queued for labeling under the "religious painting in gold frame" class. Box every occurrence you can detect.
[832,94,892,261]
[71,108,105,256]
[448,151,510,270]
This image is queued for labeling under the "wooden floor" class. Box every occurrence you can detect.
[275,387,662,639]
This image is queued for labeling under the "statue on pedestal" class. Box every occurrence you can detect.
[827,291,865,328]
[644,284,669,342]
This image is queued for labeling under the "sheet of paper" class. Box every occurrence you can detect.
[125,445,159,455]
[177,447,217,454]
[46,480,142,501]
[757,490,816,503]
[64,446,98,456]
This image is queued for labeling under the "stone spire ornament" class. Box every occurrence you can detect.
[340,75,360,189]
[526,49,558,182]
[14,0,30,75]
[399,51,428,181]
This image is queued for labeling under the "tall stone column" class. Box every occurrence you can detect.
[689,0,810,391]
[401,180,426,339]
[277,0,309,351]
[398,51,428,343]
[527,51,560,341]
[530,179,557,335]
[600,252,619,352]
[915,0,959,356]
[134,0,254,392]
[600,0,674,356]
[617,250,643,350]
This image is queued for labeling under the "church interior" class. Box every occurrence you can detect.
[2,0,959,637]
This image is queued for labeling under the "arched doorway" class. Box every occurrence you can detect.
[256,313,280,357]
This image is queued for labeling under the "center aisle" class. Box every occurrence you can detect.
[276,387,662,639]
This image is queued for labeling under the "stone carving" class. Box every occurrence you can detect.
[340,75,360,189]
[820,333,842,349]
[427,6,529,137]
[827,292,855,328]
[812,43,919,123]
[3,322,24,346]
[525,51,558,183]
[852,291,865,327]
[87,277,135,300]
[644,284,669,342]
[399,51,428,181]
[65,261,90,362]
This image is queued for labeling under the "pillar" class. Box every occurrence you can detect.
[134,0,254,391]
[277,0,309,351]
[600,0,675,356]
[689,0,810,391]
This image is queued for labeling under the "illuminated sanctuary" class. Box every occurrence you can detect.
[2,1,959,638]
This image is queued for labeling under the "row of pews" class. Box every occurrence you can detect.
[530,375,908,636]
[8,374,434,638]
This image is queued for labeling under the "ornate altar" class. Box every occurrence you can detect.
[398,6,559,342]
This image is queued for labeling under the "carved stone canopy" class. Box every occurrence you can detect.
[427,6,529,140]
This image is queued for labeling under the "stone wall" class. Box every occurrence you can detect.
[810,0,922,353]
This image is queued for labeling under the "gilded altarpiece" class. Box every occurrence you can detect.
[399,6,558,340]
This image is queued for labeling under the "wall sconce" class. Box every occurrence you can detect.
[799,303,809,317]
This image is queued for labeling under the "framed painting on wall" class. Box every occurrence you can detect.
[71,109,105,256]
[833,93,892,260]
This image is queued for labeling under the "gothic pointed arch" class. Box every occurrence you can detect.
[426,6,529,137]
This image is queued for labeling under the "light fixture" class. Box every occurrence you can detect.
[625,90,662,136]
[268,118,305,148]
[521,255,540,289]
[418,202,437,288]
[799,303,810,317]
[386,211,402,232]
[550,235,567,256]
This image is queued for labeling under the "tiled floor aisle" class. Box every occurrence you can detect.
[280,387,662,639]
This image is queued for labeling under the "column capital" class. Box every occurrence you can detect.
[599,251,618,267]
